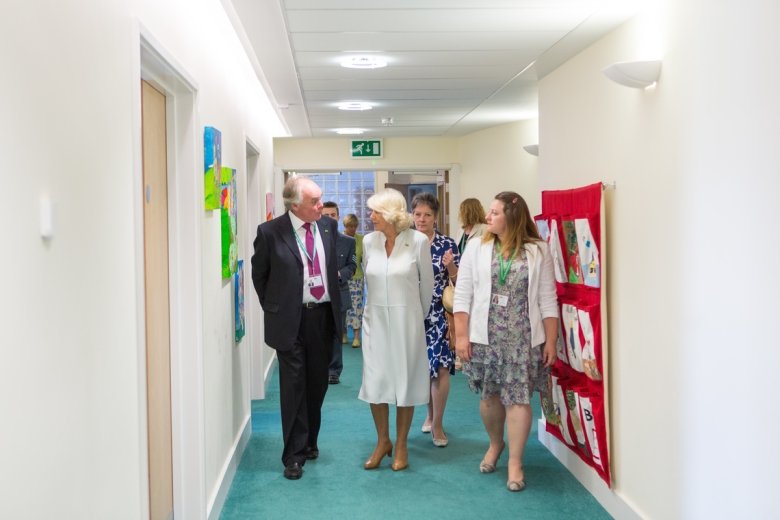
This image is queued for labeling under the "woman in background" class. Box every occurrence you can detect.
[455,198,488,255]
[452,197,488,370]
[343,213,364,347]
[411,192,459,448]
[453,191,558,492]
[359,189,434,471]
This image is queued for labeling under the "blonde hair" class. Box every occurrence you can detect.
[459,198,487,227]
[367,189,413,233]
[343,213,359,228]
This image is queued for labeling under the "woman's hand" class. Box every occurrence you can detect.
[442,249,454,268]
[542,340,557,368]
[442,249,457,281]
[455,336,472,362]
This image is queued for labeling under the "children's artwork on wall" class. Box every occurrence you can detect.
[221,166,238,279]
[555,319,568,366]
[265,192,275,221]
[234,259,245,342]
[538,182,610,486]
[577,307,602,381]
[579,395,604,472]
[566,390,589,456]
[549,219,566,283]
[204,126,222,210]
[576,218,600,288]
[535,218,550,241]
[562,303,584,372]
[552,379,575,445]
[562,220,584,284]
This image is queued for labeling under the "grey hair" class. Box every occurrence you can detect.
[282,176,308,210]
[367,188,413,233]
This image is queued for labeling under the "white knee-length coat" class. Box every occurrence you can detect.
[358,228,434,406]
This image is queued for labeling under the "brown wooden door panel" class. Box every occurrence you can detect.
[141,80,173,520]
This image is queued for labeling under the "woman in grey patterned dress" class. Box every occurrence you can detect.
[453,192,558,492]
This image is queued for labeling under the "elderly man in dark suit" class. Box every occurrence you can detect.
[250,176,344,480]
[321,202,356,385]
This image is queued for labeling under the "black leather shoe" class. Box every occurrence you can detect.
[304,447,319,460]
[328,374,340,385]
[283,462,303,480]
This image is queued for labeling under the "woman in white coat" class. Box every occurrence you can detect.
[453,191,558,492]
[359,189,434,471]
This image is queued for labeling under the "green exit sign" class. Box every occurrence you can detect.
[351,139,383,158]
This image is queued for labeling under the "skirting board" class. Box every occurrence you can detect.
[207,414,252,520]
[537,419,643,520]
[265,354,277,393]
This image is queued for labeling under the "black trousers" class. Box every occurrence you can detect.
[276,303,334,466]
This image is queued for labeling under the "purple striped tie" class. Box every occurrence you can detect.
[303,223,325,300]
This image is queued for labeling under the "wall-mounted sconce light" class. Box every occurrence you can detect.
[523,144,539,156]
[602,60,662,89]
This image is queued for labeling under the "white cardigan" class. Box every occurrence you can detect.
[453,237,558,346]
[455,222,487,252]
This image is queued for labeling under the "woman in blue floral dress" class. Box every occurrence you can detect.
[411,193,460,447]
[453,192,558,492]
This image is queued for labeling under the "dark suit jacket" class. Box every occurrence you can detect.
[250,212,343,351]
[335,232,356,312]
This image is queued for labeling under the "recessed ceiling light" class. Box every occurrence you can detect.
[340,55,387,69]
[335,128,365,135]
[337,101,373,111]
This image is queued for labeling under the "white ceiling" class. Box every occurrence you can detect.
[226,0,639,138]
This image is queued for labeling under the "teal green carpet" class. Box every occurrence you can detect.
[220,335,611,519]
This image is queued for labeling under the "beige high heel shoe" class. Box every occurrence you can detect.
[390,456,408,471]
[363,443,392,470]
[479,442,505,473]
[507,479,526,492]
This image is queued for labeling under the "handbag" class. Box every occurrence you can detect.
[441,279,455,314]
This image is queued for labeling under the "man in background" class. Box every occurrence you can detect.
[321,201,356,385]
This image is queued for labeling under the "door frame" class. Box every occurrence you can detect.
[133,24,206,520]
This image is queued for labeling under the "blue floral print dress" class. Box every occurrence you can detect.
[425,231,460,378]
[463,248,549,405]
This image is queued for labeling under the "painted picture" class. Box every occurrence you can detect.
[204,126,222,210]
[578,307,602,381]
[549,219,566,284]
[562,219,584,284]
[556,319,568,366]
[221,166,238,279]
[566,390,589,456]
[265,192,275,221]
[234,260,245,342]
[553,381,574,446]
[562,303,583,372]
[535,218,550,241]
[579,396,603,470]
[575,218,600,288]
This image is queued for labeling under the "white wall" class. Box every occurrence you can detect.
[539,1,780,518]
[458,120,540,214]
[0,0,283,518]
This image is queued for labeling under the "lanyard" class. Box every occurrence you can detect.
[495,242,517,286]
[294,224,318,264]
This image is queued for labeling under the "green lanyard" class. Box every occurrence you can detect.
[495,243,517,286]
[294,224,318,264]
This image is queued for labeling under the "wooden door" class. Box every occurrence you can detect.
[437,170,449,236]
[141,80,174,520]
